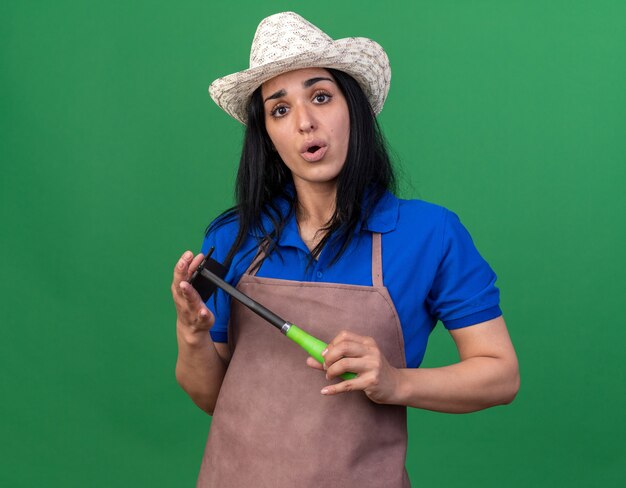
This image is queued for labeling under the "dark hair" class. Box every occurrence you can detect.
[207,68,396,271]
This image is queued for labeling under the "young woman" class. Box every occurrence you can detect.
[171,12,519,487]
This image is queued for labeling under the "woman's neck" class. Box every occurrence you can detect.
[293,182,337,252]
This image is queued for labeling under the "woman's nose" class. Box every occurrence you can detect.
[295,105,316,133]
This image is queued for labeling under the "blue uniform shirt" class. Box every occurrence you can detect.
[201,191,502,368]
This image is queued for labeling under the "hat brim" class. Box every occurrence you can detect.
[209,37,390,124]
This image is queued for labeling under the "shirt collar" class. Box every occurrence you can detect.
[248,187,400,242]
[358,190,399,234]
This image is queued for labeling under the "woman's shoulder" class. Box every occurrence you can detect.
[204,212,240,244]
[397,195,448,216]
[377,192,451,231]
[200,212,253,264]
[364,191,455,240]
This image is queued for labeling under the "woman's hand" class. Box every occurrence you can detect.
[305,318,519,412]
[306,330,401,404]
[173,250,230,415]
[171,251,215,337]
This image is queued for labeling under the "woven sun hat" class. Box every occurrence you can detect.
[209,11,391,124]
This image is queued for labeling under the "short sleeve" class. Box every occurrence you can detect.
[200,231,231,343]
[426,210,502,329]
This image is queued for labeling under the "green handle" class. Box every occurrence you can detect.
[285,324,357,380]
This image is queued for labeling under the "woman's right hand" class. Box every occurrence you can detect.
[173,250,229,414]
[171,250,215,333]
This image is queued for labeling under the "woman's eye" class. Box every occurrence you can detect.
[271,105,288,118]
[314,93,331,104]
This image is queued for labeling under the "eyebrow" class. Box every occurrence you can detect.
[303,76,333,88]
[263,77,335,103]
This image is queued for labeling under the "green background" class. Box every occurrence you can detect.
[2,1,624,486]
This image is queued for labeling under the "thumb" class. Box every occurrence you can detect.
[306,356,325,371]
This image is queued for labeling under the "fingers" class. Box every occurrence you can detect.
[317,331,396,402]
[171,250,214,330]
[305,334,370,377]
[179,279,202,304]
[321,376,371,396]
[172,251,195,295]
[322,330,376,378]
[324,354,377,385]
[177,252,208,307]
[309,332,396,403]
[321,351,386,398]
[306,356,325,371]
[177,280,215,329]
[188,252,206,276]
[306,351,373,396]
[172,251,205,293]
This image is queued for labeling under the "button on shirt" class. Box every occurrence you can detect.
[201,191,502,368]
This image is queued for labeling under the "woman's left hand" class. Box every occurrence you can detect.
[306,330,400,404]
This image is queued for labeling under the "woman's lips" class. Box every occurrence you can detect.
[300,145,328,162]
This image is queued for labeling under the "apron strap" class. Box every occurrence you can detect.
[371,232,384,287]
[245,242,268,277]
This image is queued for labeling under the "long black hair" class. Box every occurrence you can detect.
[207,68,396,270]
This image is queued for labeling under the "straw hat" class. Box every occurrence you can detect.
[209,12,391,124]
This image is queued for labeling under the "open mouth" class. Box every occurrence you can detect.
[300,143,327,162]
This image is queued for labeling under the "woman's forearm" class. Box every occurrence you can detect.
[175,323,227,415]
[391,357,520,413]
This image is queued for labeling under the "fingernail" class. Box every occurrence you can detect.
[323,362,327,371]
[183,251,192,259]
[321,387,329,395]
[322,348,328,356]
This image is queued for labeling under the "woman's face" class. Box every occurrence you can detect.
[261,68,350,192]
